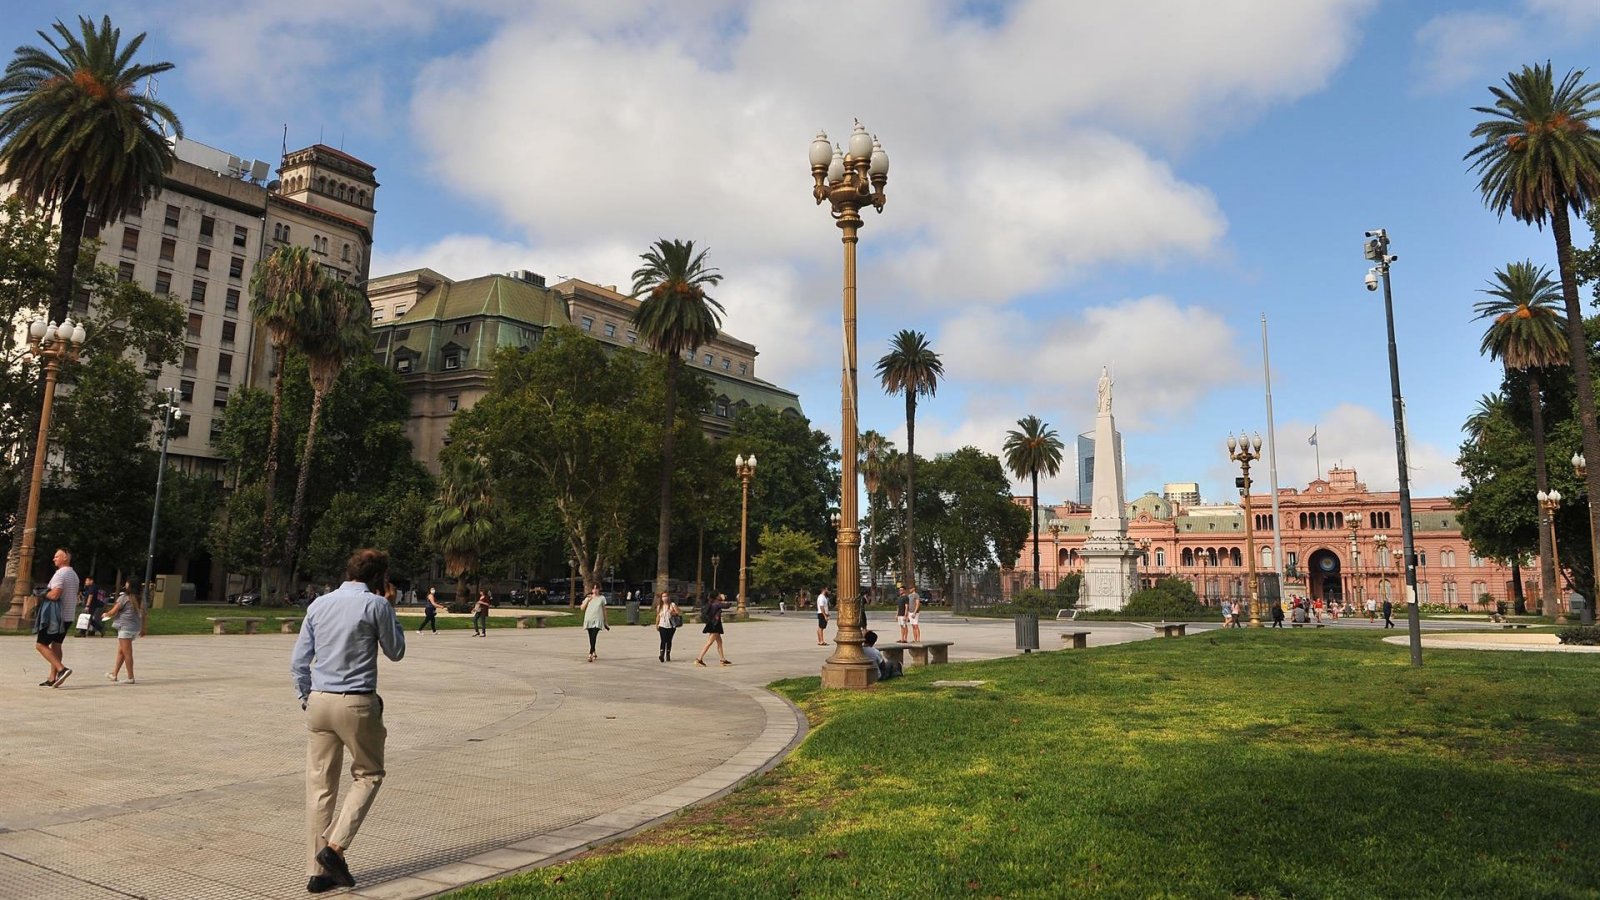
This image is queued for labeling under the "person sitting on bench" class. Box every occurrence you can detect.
[863,630,901,680]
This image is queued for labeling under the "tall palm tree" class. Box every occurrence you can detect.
[876,330,944,591]
[248,245,323,582]
[631,238,725,596]
[284,279,371,579]
[423,452,496,604]
[0,15,180,325]
[1003,415,1065,588]
[1469,63,1600,606]
[1464,393,1507,446]
[1474,261,1568,615]
[859,430,890,599]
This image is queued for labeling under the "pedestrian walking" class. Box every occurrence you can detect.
[290,549,406,894]
[1366,596,1377,622]
[1382,597,1395,629]
[418,587,440,633]
[103,581,145,684]
[815,587,830,646]
[1271,599,1284,628]
[581,586,608,661]
[654,591,681,662]
[696,592,731,666]
[34,548,78,688]
[1221,598,1233,628]
[82,577,105,636]
[471,590,492,636]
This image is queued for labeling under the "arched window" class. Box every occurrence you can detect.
[1207,548,1219,566]
[316,176,326,193]
[358,190,368,207]
[342,243,351,262]
[1058,548,1070,567]
[1300,512,1308,530]
[1068,549,1079,566]
[1182,548,1194,566]
[1230,547,1242,566]
[1441,549,1456,567]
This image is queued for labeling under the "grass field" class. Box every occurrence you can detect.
[450,630,1600,899]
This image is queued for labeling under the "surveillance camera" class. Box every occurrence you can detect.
[1364,270,1379,291]
[1365,229,1385,238]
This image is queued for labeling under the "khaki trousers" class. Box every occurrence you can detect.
[306,692,386,876]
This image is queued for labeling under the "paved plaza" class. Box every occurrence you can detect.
[0,610,1508,899]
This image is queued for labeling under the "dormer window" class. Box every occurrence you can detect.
[443,351,462,371]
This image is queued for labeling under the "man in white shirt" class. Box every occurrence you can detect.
[815,587,830,646]
[36,548,78,687]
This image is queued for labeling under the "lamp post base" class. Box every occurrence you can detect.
[821,657,878,689]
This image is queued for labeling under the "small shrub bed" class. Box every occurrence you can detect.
[1557,626,1600,646]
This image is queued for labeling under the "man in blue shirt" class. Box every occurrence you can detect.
[290,549,405,894]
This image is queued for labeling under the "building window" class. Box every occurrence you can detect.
[739,363,748,376]
[181,347,198,372]
[233,225,248,248]
[703,353,714,365]
[342,243,351,262]
[580,316,594,332]
[1417,582,1429,604]
[225,288,239,313]
[453,322,470,334]
[372,309,385,323]
[721,358,731,371]
[443,351,461,371]
[626,330,637,344]
[195,247,210,271]
[1469,553,1484,568]
[221,321,236,345]
[213,385,229,409]
[117,261,135,282]
[178,378,194,401]
[396,357,413,374]
[209,417,223,438]
[199,215,215,242]
[447,395,460,412]
[1415,550,1427,567]
[190,281,207,307]
[164,204,180,229]
[715,400,730,418]
[187,313,203,338]
[121,227,139,253]
[229,256,244,279]
[395,305,408,317]
[1155,548,1165,567]
[217,353,232,380]
[603,323,616,338]
[154,271,172,295]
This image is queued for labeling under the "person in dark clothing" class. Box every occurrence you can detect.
[1271,600,1285,628]
[418,587,440,633]
[1382,598,1395,628]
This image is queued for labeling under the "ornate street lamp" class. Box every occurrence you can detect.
[1138,537,1152,589]
[1537,489,1568,624]
[1346,513,1361,617]
[1227,433,1264,627]
[141,387,184,608]
[1049,523,1063,588]
[810,121,888,689]
[735,453,757,619]
[710,553,721,597]
[0,316,87,630]
[1571,453,1597,625]
[1374,532,1391,610]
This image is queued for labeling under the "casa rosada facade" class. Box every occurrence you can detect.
[1004,467,1522,609]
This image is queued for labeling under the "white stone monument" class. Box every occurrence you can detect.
[1080,366,1141,611]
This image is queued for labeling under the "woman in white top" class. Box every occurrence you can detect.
[103,581,145,684]
[654,591,682,662]
[581,587,609,662]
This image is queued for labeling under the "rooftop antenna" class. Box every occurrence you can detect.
[145,76,168,138]
[282,123,287,158]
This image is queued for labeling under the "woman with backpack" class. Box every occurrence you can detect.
[654,591,682,662]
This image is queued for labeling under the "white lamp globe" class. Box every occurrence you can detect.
[848,121,873,160]
[827,146,845,183]
[809,131,832,167]
[869,138,888,176]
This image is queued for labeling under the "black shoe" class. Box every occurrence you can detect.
[39,678,54,687]
[315,847,355,888]
[52,668,71,688]
[659,651,665,662]
[306,875,338,893]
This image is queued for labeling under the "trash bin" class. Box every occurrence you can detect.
[1014,613,1040,653]
[625,600,640,625]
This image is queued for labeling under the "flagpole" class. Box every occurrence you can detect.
[1261,315,1286,595]
[1311,426,1321,480]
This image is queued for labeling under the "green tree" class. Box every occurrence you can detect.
[724,405,839,557]
[1002,414,1064,589]
[859,430,892,598]
[423,450,497,602]
[749,525,833,599]
[876,329,943,590]
[631,238,725,596]
[1468,63,1600,593]
[1473,261,1568,615]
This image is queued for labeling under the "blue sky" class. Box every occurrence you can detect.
[7,0,1599,504]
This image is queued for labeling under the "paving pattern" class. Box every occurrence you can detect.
[0,611,1304,898]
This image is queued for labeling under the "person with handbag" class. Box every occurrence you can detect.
[581,586,609,662]
[654,591,682,662]
[103,581,146,683]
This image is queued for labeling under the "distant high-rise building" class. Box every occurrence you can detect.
[1076,430,1123,506]
[1163,482,1201,508]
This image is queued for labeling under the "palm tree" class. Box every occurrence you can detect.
[0,15,181,325]
[1464,393,1507,446]
[284,279,371,579]
[1474,261,1568,615]
[248,245,323,582]
[859,430,890,600]
[1468,63,1600,605]
[1003,415,1066,589]
[876,330,944,591]
[631,238,725,596]
[423,452,496,604]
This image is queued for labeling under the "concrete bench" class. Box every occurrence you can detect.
[1290,621,1328,629]
[1060,630,1092,649]
[206,617,264,635]
[878,640,955,667]
[1153,622,1188,638]
[515,611,566,628]
[1499,622,1532,629]
[279,617,302,634]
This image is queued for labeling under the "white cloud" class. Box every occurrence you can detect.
[1527,0,1600,27]
[1413,12,1526,92]
[1255,403,1459,498]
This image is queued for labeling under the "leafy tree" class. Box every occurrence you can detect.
[1003,414,1064,589]
[1054,572,1083,607]
[859,430,892,598]
[1473,261,1568,615]
[1124,577,1205,618]
[631,238,724,596]
[1468,63,1600,591]
[723,405,839,558]
[876,329,943,589]
[749,525,833,599]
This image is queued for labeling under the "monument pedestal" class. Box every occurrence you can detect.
[1080,538,1140,611]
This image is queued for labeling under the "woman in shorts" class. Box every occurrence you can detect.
[104,581,145,684]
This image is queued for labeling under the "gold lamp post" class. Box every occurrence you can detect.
[1537,489,1567,624]
[1138,537,1152,589]
[810,121,888,689]
[1346,513,1361,616]
[1571,453,1598,625]
[735,453,757,619]
[1049,523,1062,589]
[0,316,87,631]
[1373,532,1390,611]
[1227,432,1264,627]
[710,553,721,598]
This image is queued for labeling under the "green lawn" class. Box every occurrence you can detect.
[450,631,1599,899]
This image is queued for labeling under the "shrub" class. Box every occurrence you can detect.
[1010,587,1057,613]
[1557,626,1600,646]
[1123,587,1207,620]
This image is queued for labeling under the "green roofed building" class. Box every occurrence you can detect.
[368,268,803,470]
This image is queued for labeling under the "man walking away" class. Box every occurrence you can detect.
[815,587,830,646]
[36,548,79,687]
[1382,597,1394,629]
[291,549,406,894]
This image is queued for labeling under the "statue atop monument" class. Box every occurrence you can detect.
[1097,366,1112,413]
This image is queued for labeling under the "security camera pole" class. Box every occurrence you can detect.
[142,387,184,607]
[1365,229,1422,667]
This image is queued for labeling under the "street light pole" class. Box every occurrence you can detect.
[1364,229,1423,667]
[1227,433,1264,627]
[1346,514,1361,618]
[735,454,757,619]
[141,387,183,607]
[0,316,87,631]
[710,553,721,598]
[810,121,888,689]
[1538,490,1567,624]
[1570,453,1597,625]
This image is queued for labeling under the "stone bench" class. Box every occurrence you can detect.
[280,617,302,634]
[1060,630,1092,649]
[878,640,954,667]
[516,611,566,628]
[1153,622,1188,638]
[206,617,264,635]
[1290,621,1328,629]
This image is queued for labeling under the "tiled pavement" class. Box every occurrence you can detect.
[1,611,1189,898]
